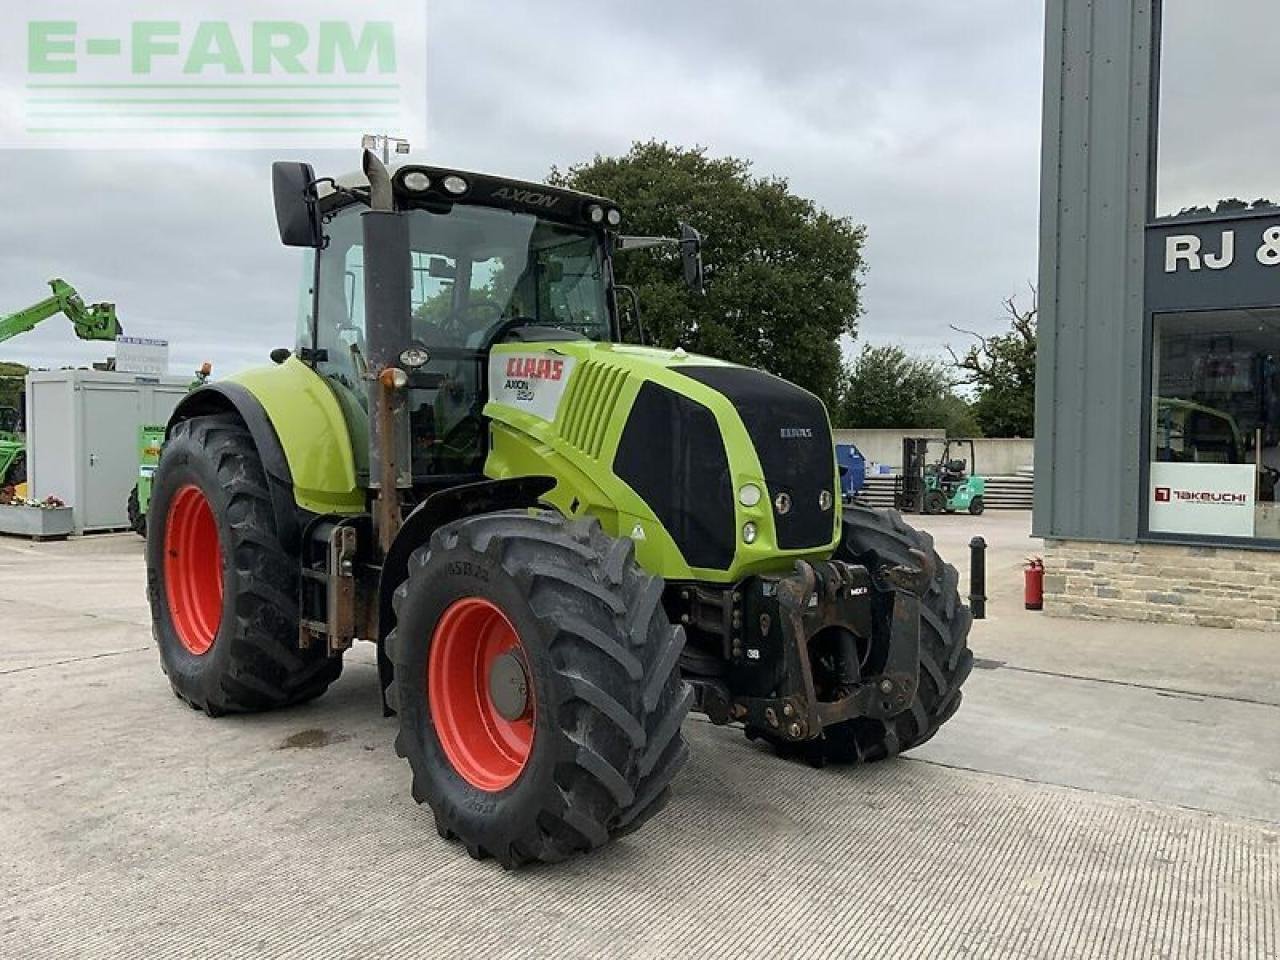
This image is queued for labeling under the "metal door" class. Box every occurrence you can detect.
[81,383,141,530]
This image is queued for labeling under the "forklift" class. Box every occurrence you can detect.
[894,437,985,515]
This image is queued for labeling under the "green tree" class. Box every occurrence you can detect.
[551,141,865,407]
[836,344,979,436]
[948,290,1037,437]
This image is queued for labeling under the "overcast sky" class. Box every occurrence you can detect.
[0,0,1046,377]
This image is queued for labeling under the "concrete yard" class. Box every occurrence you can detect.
[2,511,1278,959]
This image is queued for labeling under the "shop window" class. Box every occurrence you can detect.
[1155,2,1280,219]
[1149,309,1280,539]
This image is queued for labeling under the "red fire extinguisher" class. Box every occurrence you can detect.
[1024,557,1044,611]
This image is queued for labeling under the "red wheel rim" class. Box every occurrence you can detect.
[428,597,534,791]
[163,484,223,656]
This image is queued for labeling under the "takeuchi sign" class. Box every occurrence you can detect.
[1149,462,1255,538]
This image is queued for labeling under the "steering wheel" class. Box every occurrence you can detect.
[441,299,506,341]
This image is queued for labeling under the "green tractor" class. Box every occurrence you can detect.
[895,437,986,516]
[0,404,24,490]
[146,152,973,866]
[128,363,213,537]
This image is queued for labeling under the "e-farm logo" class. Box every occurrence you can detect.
[1,1,427,149]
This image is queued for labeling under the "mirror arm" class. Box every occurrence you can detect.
[615,235,679,252]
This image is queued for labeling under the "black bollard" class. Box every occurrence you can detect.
[969,536,987,620]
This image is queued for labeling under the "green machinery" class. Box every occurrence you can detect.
[145,152,973,866]
[895,437,986,516]
[0,279,123,487]
[128,362,213,536]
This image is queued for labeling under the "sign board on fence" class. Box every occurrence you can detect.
[1149,461,1256,538]
[0,1,427,150]
[115,336,169,376]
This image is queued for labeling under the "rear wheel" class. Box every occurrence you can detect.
[387,510,692,867]
[146,414,342,715]
[753,502,973,765]
[7,451,25,487]
[127,484,146,538]
[968,495,985,516]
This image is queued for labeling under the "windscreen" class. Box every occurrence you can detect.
[306,202,611,478]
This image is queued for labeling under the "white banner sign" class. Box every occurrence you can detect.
[115,335,169,376]
[0,1,427,149]
[1149,461,1256,538]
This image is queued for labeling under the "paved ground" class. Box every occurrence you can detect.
[2,512,1278,959]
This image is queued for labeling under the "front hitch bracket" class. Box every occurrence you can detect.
[730,559,922,742]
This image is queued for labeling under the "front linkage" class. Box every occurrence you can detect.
[672,552,928,745]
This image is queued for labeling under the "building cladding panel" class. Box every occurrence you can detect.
[1034,0,1154,542]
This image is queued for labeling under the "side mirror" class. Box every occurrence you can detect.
[679,222,705,294]
[272,161,321,248]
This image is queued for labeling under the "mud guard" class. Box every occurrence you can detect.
[168,383,302,552]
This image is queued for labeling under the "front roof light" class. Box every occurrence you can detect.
[400,346,430,368]
[402,171,430,192]
[587,204,605,224]
[442,175,468,195]
[606,208,622,227]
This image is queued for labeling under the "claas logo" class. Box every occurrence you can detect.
[505,356,565,381]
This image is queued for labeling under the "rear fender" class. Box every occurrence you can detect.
[168,382,303,552]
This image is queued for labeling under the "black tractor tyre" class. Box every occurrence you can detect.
[750,501,973,765]
[968,495,986,516]
[387,510,692,867]
[127,484,146,538]
[923,489,947,515]
[146,414,342,716]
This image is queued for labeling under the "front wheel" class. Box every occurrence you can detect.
[387,510,692,867]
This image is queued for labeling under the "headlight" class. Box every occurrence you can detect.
[442,175,468,195]
[587,204,605,224]
[606,208,622,227]
[399,347,430,368]
[742,522,758,544]
[402,171,430,192]
[738,483,762,507]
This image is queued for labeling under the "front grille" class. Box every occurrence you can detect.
[613,382,735,570]
[678,366,835,550]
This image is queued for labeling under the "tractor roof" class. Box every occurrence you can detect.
[316,164,620,229]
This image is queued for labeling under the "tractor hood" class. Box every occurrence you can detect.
[484,340,840,581]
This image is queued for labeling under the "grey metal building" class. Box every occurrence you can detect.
[1036,1,1280,627]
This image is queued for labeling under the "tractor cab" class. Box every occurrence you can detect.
[277,156,702,486]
